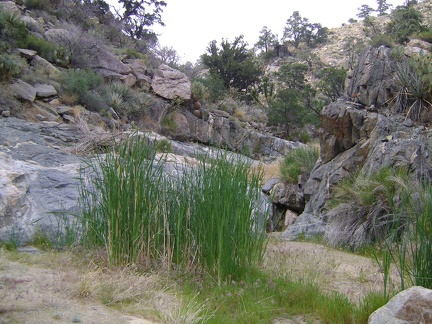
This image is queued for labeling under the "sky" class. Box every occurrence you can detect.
[106,0,406,63]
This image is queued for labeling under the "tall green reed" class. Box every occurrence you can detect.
[79,134,166,265]
[79,136,267,282]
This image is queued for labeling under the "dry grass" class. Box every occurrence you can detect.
[262,234,401,303]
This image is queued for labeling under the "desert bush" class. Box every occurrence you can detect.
[0,53,22,81]
[60,69,106,111]
[279,146,319,184]
[414,29,432,43]
[191,80,209,102]
[193,75,226,102]
[370,34,394,48]
[25,0,49,10]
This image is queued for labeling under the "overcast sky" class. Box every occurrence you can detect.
[106,0,406,63]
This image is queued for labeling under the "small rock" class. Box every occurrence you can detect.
[9,79,37,102]
[403,118,413,127]
[1,110,11,117]
[57,106,74,115]
[262,177,281,194]
[62,114,76,123]
[35,114,47,121]
[35,84,57,98]
[18,48,38,59]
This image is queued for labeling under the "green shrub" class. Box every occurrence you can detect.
[25,0,49,10]
[414,29,432,43]
[61,69,103,98]
[0,54,22,81]
[370,34,394,48]
[279,146,319,184]
[191,80,209,102]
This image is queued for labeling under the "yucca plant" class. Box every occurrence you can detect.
[393,54,432,120]
[326,167,411,249]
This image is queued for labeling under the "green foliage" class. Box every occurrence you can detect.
[387,4,424,44]
[317,67,347,101]
[25,0,49,10]
[276,63,308,90]
[79,136,266,283]
[118,0,166,43]
[193,75,226,102]
[283,11,328,49]
[201,35,262,92]
[255,26,278,53]
[0,54,22,81]
[326,167,411,250]
[60,69,105,111]
[0,8,28,49]
[376,0,393,16]
[357,4,375,19]
[370,34,395,48]
[414,29,432,43]
[190,80,209,102]
[279,146,319,184]
[393,53,432,120]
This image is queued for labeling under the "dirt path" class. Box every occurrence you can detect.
[0,239,391,323]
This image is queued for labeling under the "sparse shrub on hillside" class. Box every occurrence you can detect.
[191,81,209,103]
[370,34,395,48]
[193,75,225,102]
[0,54,22,81]
[60,69,106,112]
[279,146,319,184]
[25,0,49,10]
[414,29,432,43]
[387,4,424,44]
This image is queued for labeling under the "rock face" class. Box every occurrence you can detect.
[163,108,304,161]
[347,46,398,107]
[0,118,82,244]
[282,46,432,241]
[369,286,432,323]
[151,64,191,100]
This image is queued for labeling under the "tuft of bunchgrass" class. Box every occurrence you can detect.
[279,146,319,184]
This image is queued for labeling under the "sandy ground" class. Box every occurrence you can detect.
[0,238,394,323]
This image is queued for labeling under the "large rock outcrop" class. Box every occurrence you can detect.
[163,108,304,161]
[347,46,399,107]
[282,46,432,240]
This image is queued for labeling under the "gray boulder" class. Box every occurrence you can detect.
[151,64,191,100]
[369,286,432,323]
[87,47,132,75]
[8,80,37,102]
[35,84,57,98]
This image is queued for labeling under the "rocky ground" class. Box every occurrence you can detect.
[0,238,391,324]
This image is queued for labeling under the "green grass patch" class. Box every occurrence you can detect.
[279,146,319,184]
